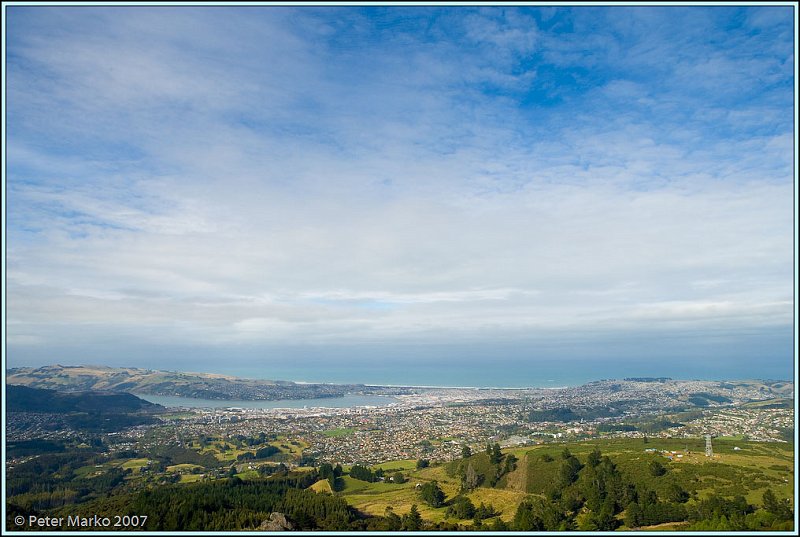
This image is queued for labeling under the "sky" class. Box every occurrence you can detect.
[4,5,796,383]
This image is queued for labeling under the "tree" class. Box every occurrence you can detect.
[319,463,334,480]
[649,460,666,477]
[625,501,642,528]
[254,446,279,459]
[462,462,480,491]
[446,495,475,519]
[593,496,620,531]
[384,507,401,531]
[490,517,509,531]
[666,483,689,503]
[622,483,638,506]
[318,462,344,490]
[512,499,568,531]
[349,464,375,482]
[474,502,498,521]
[642,489,658,507]
[513,501,542,531]
[559,454,583,486]
[402,505,422,531]
[763,489,793,521]
[503,453,518,474]
[392,472,406,484]
[560,489,582,513]
[490,443,503,464]
[416,459,429,470]
[420,481,445,508]
[461,445,472,459]
[587,449,602,468]
[762,488,778,512]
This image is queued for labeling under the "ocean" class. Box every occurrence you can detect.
[199,356,793,389]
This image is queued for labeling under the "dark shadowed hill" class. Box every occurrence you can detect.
[7,384,163,414]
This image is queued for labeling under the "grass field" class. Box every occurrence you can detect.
[374,459,417,472]
[194,436,294,462]
[465,487,528,520]
[73,459,133,478]
[339,474,453,523]
[233,469,260,480]
[198,440,250,462]
[73,464,109,478]
[335,437,794,526]
[309,479,334,493]
[323,428,356,438]
[741,398,793,409]
[178,473,205,483]
[121,458,150,469]
[338,462,526,524]
[120,458,151,474]
[340,463,472,522]
[166,463,204,472]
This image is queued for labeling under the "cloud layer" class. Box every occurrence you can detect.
[5,6,795,377]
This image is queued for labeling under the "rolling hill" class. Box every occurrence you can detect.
[6,364,396,400]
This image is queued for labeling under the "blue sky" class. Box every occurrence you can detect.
[4,5,796,382]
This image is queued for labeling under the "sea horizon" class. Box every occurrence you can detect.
[7,360,793,391]
[186,359,796,389]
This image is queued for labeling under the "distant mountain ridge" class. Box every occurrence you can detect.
[6,364,407,401]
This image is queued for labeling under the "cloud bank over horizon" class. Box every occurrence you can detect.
[6,6,795,377]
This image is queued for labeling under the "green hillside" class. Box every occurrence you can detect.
[336,438,795,531]
[6,435,793,531]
